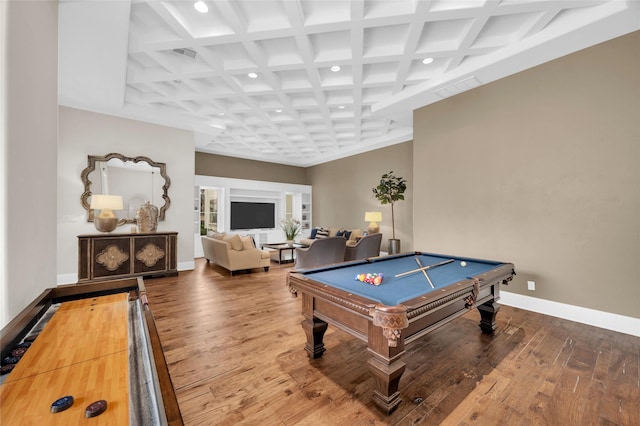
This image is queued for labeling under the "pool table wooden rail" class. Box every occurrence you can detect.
[0,278,183,425]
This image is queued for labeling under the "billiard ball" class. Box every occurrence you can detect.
[460,261,467,267]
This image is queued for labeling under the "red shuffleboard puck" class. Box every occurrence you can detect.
[0,364,16,375]
[85,400,107,418]
[11,347,28,357]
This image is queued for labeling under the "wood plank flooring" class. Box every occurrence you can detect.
[143,258,639,425]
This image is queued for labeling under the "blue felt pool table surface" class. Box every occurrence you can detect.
[298,253,506,306]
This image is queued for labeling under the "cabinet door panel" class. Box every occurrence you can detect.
[133,236,168,274]
[92,238,131,278]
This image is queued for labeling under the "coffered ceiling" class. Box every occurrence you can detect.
[59,0,639,166]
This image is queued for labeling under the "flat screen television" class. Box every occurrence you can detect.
[230,202,275,230]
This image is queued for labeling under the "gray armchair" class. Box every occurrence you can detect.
[344,233,382,262]
[294,237,346,269]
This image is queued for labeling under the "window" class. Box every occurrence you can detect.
[200,188,220,234]
[285,193,293,221]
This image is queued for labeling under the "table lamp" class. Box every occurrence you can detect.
[364,211,382,235]
[90,194,123,232]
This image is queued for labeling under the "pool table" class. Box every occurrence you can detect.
[288,252,515,414]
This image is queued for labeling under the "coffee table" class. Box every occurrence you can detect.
[261,242,307,264]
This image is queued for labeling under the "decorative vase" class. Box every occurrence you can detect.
[286,239,295,246]
[136,201,158,233]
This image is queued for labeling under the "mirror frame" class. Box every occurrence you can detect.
[81,153,171,223]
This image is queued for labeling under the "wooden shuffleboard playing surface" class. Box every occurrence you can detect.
[0,293,130,424]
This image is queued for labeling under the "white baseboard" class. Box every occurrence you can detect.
[56,261,195,286]
[57,273,77,285]
[500,291,640,337]
[178,261,194,271]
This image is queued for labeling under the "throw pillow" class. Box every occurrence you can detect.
[240,235,255,250]
[212,232,226,240]
[224,234,244,251]
[336,230,345,237]
[316,228,330,239]
[343,230,352,240]
[310,227,319,239]
[349,229,363,240]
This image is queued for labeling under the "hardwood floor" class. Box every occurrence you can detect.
[144,258,639,425]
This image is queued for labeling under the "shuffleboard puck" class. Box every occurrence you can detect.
[85,400,107,418]
[0,364,16,375]
[51,395,74,413]
[2,356,21,365]
[11,348,28,357]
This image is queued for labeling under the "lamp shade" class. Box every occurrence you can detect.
[364,211,382,222]
[90,194,123,210]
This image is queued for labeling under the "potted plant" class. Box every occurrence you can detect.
[372,171,407,254]
[280,217,302,246]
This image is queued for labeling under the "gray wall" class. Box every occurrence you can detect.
[308,142,414,252]
[2,0,58,328]
[413,32,639,318]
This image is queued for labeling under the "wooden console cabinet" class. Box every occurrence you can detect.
[78,232,178,282]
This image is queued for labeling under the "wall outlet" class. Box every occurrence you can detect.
[527,281,535,291]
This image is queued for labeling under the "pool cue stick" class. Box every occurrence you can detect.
[415,256,435,288]
[394,258,454,278]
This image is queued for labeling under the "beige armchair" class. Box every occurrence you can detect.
[344,233,383,262]
[201,235,270,275]
[294,237,346,269]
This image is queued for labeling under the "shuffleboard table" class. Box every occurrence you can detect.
[0,278,182,425]
[288,252,515,414]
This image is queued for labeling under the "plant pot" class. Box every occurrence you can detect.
[388,239,401,254]
[286,239,295,247]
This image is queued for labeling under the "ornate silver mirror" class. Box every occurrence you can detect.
[81,153,171,223]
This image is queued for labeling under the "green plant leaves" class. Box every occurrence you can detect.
[372,171,406,205]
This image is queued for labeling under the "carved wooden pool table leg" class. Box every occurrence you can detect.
[366,322,406,414]
[367,357,406,414]
[477,300,501,334]
[302,316,328,359]
[301,293,327,358]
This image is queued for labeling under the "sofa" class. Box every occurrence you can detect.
[344,233,383,261]
[201,233,270,275]
[294,236,347,269]
[300,227,363,246]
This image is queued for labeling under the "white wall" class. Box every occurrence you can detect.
[57,107,195,284]
[2,1,58,329]
[1,0,6,328]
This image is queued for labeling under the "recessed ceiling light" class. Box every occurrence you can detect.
[248,72,258,79]
[338,105,345,109]
[218,112,225,116]
[422,57,434,64]
[194,1,208,13]
[275,109,282,113]
[331,65,341,72]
